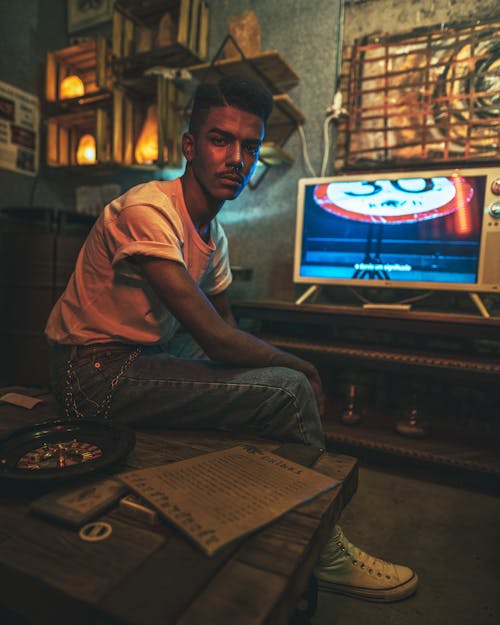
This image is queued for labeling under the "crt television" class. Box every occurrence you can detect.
[293,166,500,295]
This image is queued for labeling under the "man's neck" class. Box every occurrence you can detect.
[180,171,223,232]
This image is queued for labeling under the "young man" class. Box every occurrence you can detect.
[46,76,418,602]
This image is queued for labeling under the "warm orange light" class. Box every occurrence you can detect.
[60,75,85,99]
[134,105,159,164]
[452,176,472,235]
[76,134,96,164]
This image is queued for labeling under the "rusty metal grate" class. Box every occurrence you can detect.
[340,19,500,169]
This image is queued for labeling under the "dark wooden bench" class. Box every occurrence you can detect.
[0,386,358,625]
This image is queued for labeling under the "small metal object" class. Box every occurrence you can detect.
[79,521,112,542]
[340,384,362,425]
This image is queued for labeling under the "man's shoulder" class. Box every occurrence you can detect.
[109,179,183,221]
[120,179,178,205]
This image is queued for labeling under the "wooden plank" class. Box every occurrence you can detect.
[98,522,240,625]
[96,108,106,163]
[188,0,201,55]
[198,1,208,60]
[112,9,122,58]
[125,96,134,164]
[177,560,287,625]
[60,125,69,166]
[45,52,56,101]
[165,80,176,165]
[124,17,135,58]
[47,119,58,165]
[188,51,300,93]
[113,86,124,163]
[0,503,164,625]
[177,0,190,47]
[96,35,107,90]
[0,394,358,625]
[158,76,167,166]
[235,510,329,576]
[263,93,305,145]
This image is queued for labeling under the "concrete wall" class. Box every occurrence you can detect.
[208,0,499,302]
[0,0,71,209]
[0,0,497,302]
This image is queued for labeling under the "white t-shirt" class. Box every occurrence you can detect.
[45,178,232,345]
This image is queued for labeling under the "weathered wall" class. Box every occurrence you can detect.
[343,0,499,44]
[209,0,499,302]
[0,0,72,209]
[0,0,497,301]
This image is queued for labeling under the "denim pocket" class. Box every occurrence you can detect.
[89,346,137,384]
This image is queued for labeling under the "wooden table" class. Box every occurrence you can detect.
[0,387,358,625]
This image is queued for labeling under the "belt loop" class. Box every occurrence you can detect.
[70,345,79,360]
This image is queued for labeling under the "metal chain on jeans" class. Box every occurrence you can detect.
[65,346,142,420]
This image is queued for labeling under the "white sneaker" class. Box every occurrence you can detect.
[314,525,418,602]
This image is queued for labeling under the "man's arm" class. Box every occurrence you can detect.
[136,256,324,416]
[207,290,237,327]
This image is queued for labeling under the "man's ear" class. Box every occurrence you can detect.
[182,132,195,163]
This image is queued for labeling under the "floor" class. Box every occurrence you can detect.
[312,464,500,625]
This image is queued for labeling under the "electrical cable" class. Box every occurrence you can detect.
[348,287,435,306]
[320,113,336,177]
[294,0,349,179]
[297,124,317,177]
[299,0,346,179]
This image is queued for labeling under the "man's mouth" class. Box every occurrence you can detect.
[218,172,244,185]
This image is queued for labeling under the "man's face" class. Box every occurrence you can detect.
[184,104,265,202]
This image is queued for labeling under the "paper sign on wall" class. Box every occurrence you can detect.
[0,80,39,177]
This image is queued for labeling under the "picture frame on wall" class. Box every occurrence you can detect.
[67,0,114,34]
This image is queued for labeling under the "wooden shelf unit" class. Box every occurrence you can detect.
[232,300,500,486]
[112,0,209,80]
[45,36,112,108]
[188,50,300,94]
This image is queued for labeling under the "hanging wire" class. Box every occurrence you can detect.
[299,0,346,178]
[297,124,317,177]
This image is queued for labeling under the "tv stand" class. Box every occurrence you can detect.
[295,284,322,305]
[232,299,500,488]
[295,285,494,318]
[469,292,490,318]
[362,303,412,312]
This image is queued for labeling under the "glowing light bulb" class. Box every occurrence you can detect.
[76,134,96,164]
[134,105,159,164]
[60,75,85,99]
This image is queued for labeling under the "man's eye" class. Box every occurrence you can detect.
[245,144,260,156]
[211,136,227,146]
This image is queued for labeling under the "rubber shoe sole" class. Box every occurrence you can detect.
[316,571,419,602]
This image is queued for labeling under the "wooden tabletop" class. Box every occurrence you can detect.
[0,387,358,625]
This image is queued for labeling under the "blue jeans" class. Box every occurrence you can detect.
[48,333,325,448]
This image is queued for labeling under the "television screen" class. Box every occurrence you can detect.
[294,167,500,293]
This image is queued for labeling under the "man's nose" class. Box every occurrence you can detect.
[227,143,244,168]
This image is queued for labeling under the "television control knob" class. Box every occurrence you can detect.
[491,178,500,195]
[487,201,500,218]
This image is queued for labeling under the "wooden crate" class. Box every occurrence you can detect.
[45,36,111,107]
[112,0,209,76]
[113,76,186,168]
[46,106,111,167]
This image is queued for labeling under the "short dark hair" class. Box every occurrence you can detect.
[188,76,274,135]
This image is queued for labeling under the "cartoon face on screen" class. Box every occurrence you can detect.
[313,176,473,224]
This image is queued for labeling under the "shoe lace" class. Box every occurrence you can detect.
[337,530,395,580]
